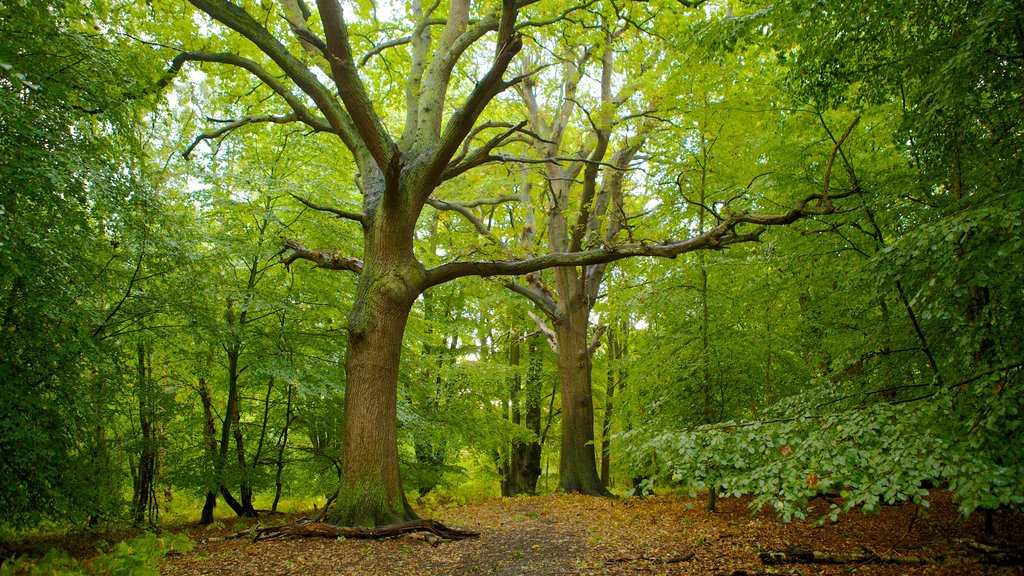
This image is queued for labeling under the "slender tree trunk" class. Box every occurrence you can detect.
[225,345,258,517]
[522,337,543,493]
[555,296,610,496]
[133,342,156,525]
[501,330,522,496]
[198,378,219,524]
[600,326,622,488]
[272,383,293,513]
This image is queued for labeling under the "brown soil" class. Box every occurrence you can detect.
[161,490,1023,575]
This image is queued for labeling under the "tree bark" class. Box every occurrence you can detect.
[272,383,293,513]
[198,377,219,524]
[326,204,423,526]
[555,294,610,496]
[133,342,157,525]
[225,342,258,517]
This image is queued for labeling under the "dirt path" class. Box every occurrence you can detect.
[163,491,1023,575]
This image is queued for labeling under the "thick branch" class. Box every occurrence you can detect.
[317,0,399,173]
[281,238,363,273]
[423,188,857,288]
[422,7,522,197]
[503,280,557,319]
[186,0,360,151]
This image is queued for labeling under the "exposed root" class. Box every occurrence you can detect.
[208,518,479,544]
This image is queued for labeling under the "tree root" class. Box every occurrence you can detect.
[208,518,479,544]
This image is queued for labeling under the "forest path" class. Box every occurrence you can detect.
[163,491,1022,575]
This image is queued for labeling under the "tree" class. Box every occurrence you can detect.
[0,0,165,526]
[160,0,856,527]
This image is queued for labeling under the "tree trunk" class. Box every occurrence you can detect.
[601,326,622,488]
[272,384,293,513]
[326,224,422,525]
[521,337,543,493]
[198,377,219,524]
[133,342,157,525]
[226,345,258,517]
[555,296,610,496]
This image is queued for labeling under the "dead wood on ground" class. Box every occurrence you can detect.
[759,548,934,565]
[207,519,479,543]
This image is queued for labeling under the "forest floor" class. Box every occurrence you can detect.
[160,490,1023,575]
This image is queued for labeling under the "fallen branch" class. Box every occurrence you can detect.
[760,548,934,566]
[209,518,479,543]
[605,552,695,564]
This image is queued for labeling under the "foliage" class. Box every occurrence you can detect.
[0,0,164,526]
[0,533,192,576]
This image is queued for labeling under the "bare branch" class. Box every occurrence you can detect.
[423,187,859,288]
[359,35,411,67]
[444,121,528,180]
[183,113,299,158]
[587,324,607,356]
[281,238,363,273]
[821,115,861,209]
[289,193,366,225]
[502,280,557,319]
[515,0,599,29]
[527,310,558,352]
[426,197,508,246]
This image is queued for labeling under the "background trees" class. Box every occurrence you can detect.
[0,0,1020,534]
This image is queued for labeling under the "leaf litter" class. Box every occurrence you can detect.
[162,490,1023,575]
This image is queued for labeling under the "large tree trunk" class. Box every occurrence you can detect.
[555,294,610,496]
[326,206,422,526]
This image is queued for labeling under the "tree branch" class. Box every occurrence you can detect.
[587,324,607,356]
[426,197,509,247]
[289,193,366,225]
[821,115,860,209]
[527,310,558,351]
[502,279,557,319]
[444,121,529,180]
[423,187,858,288]
[164,51,332,133]
[186,0,361,152]
[316,0,399,174]
[422,3,522,196]
[280,238,363,273]
[184,113,299,158]
[359,35,411,67]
